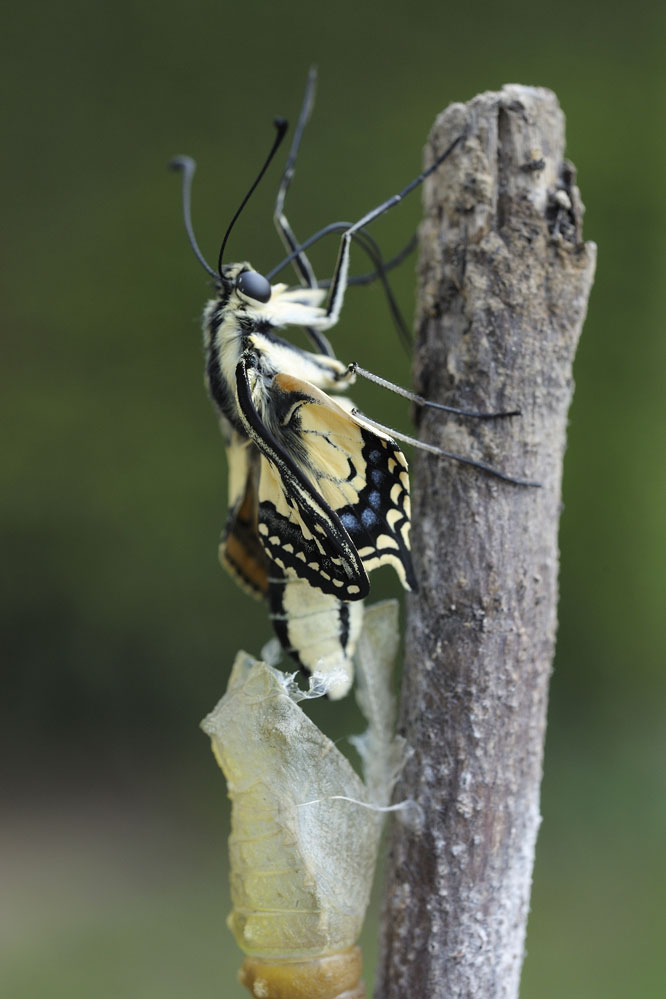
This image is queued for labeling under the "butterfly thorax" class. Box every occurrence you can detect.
[202,266,353,434]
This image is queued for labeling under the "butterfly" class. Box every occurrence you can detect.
[171,69,536,698]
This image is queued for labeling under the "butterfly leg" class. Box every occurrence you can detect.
[319,132,467,330]
[272,68,336,357]
[349,362,522,418]
[273,66,318,289]
[353,409,541,488]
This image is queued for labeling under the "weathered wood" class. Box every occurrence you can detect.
[374,87,596,999]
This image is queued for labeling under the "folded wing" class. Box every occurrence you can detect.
[236,359,416,600]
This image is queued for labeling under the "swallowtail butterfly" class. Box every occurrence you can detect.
[171,70,536,698]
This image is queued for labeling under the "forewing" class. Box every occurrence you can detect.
[274,375,417,592]
[240,365,416,596]
[236,359,370,600]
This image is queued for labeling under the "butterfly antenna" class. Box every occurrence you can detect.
[218,117,289,276]
[267,131,466,282]
[342,228,413,349]
[169,156,218,278]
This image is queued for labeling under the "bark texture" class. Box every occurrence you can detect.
[374,87,596,999]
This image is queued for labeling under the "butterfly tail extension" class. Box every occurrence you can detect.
[268,566,364,700]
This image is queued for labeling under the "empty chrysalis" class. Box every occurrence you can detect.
[201,601,403,999]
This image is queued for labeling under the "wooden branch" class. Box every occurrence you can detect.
[374,87,596,999]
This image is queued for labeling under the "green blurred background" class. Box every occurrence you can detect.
[2,1,664,996]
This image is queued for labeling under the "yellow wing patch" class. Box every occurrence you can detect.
[252,372,416,597]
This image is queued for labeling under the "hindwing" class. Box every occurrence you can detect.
[219,430,270,598]
[236,358,416,600]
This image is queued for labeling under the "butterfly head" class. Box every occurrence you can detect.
[219,263,273,305]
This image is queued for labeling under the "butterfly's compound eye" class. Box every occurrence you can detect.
[237,270,272,303]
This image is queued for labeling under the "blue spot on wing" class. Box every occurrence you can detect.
[361,508,378,528]
[368,490,381,510]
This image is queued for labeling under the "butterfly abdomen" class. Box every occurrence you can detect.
[268,566,364,700]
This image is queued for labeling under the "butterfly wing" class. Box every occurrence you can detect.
[236,357,370,599]
[317,398,417,593]
[235,358,416,599]
[219,429,270,598]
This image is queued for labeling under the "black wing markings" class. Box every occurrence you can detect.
[235,356,371,599]
[235,356,416,599]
